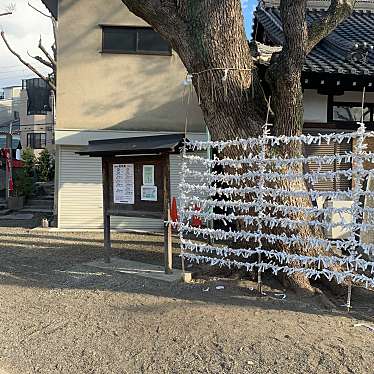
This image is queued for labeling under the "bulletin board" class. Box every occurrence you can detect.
[102,155,168,219]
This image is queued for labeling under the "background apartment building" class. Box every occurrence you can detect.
[0,86,21,130]
[19,78,55,156]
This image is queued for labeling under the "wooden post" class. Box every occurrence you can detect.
[163,154,173,274]
[102,159,111,263]
[104,214,111,263]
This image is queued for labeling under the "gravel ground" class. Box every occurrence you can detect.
[0,228,372,374]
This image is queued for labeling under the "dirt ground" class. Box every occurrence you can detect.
[0,228,372,374]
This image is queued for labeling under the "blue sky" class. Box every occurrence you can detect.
[243,0,257,36]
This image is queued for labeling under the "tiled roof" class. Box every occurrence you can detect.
[255,6,374,75]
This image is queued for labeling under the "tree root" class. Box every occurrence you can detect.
[280,272,337,309]
[312,288,337,310]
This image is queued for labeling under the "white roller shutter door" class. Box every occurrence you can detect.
[58,146,163,231]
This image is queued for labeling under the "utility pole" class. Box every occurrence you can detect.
[5,125,13,200]
[1,3,15,200]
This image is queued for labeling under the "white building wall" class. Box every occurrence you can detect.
[333,91,374,103]
[0,99,13,125]
[303,89,328,123]
[0,86,21,126]
[3,87,21,100]
[303,90,374,124]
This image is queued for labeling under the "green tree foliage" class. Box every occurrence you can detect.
[22,148,36,177]
[36,149,54,182]
[12,168,33,198]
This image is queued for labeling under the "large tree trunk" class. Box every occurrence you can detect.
[121,0,355,292]
[265,1,317,292]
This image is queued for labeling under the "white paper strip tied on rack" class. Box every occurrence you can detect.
[180,182,374,200]
[183,167,363,184]
[181,239,374,272]
[183,152,374,168]
[177,122,374,290]
[181,195,374,215]
[186,130,374,151]
[182,253,374,288]
[180,208,374,232]
[177,222,374,255]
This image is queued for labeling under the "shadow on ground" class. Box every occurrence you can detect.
[0,228,372,323]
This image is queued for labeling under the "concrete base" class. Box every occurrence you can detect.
[21,208,53,214]
[181,272,193,283]
[0,213,34,220]
[36,228,164,235]
[86,257,191,283]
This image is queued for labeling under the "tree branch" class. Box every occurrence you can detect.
[51,17,57,51]
[28,1,52,19]
[1,31,56,92]
[279,0,308,66]
[121,1,184,51]
[27,50,54,69]
[0,3,15,16]
[38,37,56,68]
[307,0,356,53]
[121,0,168,20]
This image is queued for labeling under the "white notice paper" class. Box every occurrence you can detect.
[141,185,158,201]
[113,164,135,204]
[143,165,155,186]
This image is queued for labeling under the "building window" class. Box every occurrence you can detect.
[333,104,371,122]
[23,78,52,115]
[329,100,374,124]
[101,26,171,55]
[27,133,46,149]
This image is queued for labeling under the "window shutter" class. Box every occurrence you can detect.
[303,140,352,191]
[335,141,352,191]
[304,142,335,191]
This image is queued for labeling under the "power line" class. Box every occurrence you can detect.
[0,63,31,69]
[0,65,33,71]
[0,69,30,75]
[0,67,30,72]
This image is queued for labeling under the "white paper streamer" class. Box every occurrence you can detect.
[181,239,374,272]
[186,130,374,151]
[178,124,374,289]
[183,253,374,288]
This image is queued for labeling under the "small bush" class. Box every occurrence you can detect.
[36,149,54,182]
[12,168,33,198]
[22,148,36,178]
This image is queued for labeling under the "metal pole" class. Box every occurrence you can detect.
[257,253,263,295]
[5,130,12,200]
[163,154,173,274]
[346,281,352,313]
[9,121,13,193]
